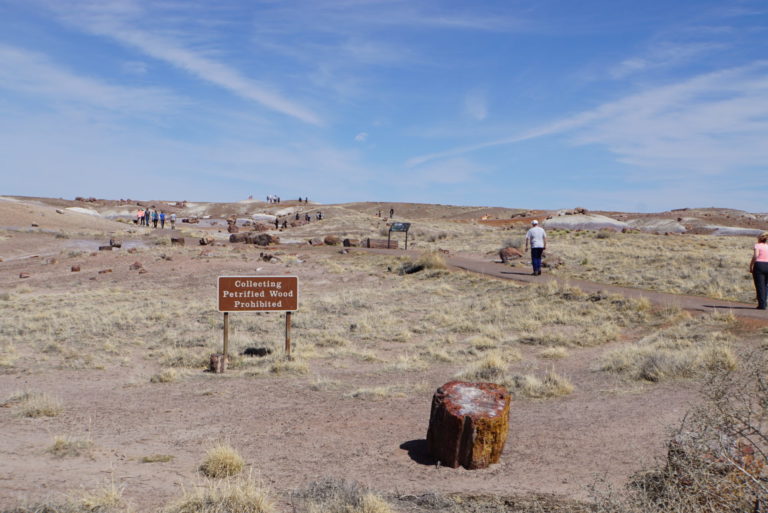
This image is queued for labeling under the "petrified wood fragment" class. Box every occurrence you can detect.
[426,381,510,469]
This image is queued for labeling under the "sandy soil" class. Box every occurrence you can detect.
[0,197,765,511]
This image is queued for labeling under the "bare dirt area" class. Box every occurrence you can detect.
[1,197,766,512]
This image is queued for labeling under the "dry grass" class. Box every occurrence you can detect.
[539,347,569,359]
[511,369,575,398]
[48,435,93,458]
[5,390,63,418]
[291,478,394,513]
[600,316,738,382]
[199,443,245,478]
[164,475,274,513]
[150,368,180,383]
[346,386,407,400]
[141,453,175,463]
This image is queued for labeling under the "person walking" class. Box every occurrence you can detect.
[152,209,159,228]
[750,232,768,310]
[524,220,547,276]
[160,211,166,229]
[170,212,176,229]
[389,208,394,219]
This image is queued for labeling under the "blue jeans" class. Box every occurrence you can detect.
[531,248,544,273]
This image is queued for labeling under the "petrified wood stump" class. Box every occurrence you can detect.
[426,381,510,469]
[209,353,228,373]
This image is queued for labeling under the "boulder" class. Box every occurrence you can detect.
[71,265,80,272]
[229,233,248,243]
[98,245,113,251]
[19,272,30,279]
[129,261,143,271]
[170,237,185,246]
[127,247,138,254]
[499,247,523,263]
[343,238,360,247]
[426,381,510,469]
[290,220,308,228]
[324,235,341,246]
[199,236,215,246]
[227,224,240,234]
[247,233,279,246]
[308,238,324,246]
[98,269,112,274]
[109,238,122,248]
[542,252,564,269]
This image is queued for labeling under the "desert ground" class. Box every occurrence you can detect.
[0,195,766,512]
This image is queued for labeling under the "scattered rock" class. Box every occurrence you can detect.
[31,223,39,227]
[109,238,122,248]
[427,381,511,470]
[343,238,360,247]
[229,233,248,243]
[70,265,80,272]
[308,238,324,246]
[98,269,112,274]
[241,347,272,357]
[364,238,398,249]
[542,252,564,269]
[170,237,185,246]
[19,272,30,279]
[227,224,240,234]
[138,268,148,274]
[247,234,279,246]
[129,261,143,271]
[252,222,272,232]
[499,247,523,263]
[324,235,341,246]
[55,209,64,214]
[160,254,172,261]
[45,258,58,265]
[199,236,215,246]
[127,247,138,254]
[98,245,113,251]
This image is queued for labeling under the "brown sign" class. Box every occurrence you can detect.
[218,276,298,312]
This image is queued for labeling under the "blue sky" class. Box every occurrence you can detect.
[1,0,766,212]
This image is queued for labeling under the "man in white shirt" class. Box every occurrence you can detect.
[524,220,547,276]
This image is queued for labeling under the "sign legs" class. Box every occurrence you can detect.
[285,311,292,358]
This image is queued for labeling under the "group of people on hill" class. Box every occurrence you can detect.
[135,208,175,229]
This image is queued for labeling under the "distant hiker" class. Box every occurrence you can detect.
[152,210,159,228]
[305,197,309,204]
[282,220,288,229]
[274,217,279,229]
[316,211,323,220]
[138,209,145,226]
[377,210,381,217]
[750,231,768,310]
[389,208,394,219]
[170,212,176,229]
[298,196,302,203]
[525,220,547,276]
[136,209,142,225]
[160,211,166,229]
[295,212,300,221]
[305,213,311,222]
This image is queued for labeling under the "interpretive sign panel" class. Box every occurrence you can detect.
[390,222,411,232]
[218,276,298,312]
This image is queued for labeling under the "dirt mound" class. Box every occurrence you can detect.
[0,197,131,233]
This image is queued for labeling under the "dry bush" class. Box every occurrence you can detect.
[49,435,93,458]
[291,478,394,513]
[511,370,574,399]
[6,481,130,513]
[346,386,407,400]
[539,347,569,359]
[150,368,179,383]
[456,352,510,383]
[269,357,309,375]
[164,475,273,513]
[199,443,245,478]
[592,348,767,513]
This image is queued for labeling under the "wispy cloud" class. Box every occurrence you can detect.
[40,0,323,125]
[610,42,727,79]
[408,61,768,178]
[0,44,180,114]
[464,89,488,121]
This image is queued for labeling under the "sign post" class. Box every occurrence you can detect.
[388,222,411,249]
[216,276,299,371]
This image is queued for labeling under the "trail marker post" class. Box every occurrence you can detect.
[388,222,411,249]
[215,276,299,372]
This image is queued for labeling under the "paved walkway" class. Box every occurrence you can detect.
[358,247,767,321]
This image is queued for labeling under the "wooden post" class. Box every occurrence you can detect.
[223,312,229,358]
[285,311,292,357]
[405,230,409,250]
[387,229,391,249]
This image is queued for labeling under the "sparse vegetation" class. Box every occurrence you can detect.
[164,475,274,513]
[49,435,93,458]
[291,479,394,513]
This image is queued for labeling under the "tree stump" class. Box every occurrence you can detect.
[426,381,510,469]
[209,353,228,373]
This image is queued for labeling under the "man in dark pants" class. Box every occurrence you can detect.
[524,220,547,275]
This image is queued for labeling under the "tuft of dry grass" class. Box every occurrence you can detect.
[291,478,394,513]
[141,453,175,463]
[49,435,93,458]
[511,369,574,398]
[6,391,63,418]
[150,368,179,383]
[346,386,407,400]
[164,475,274,513]
[539,347,569,359]
[270,357,309,375]
[199,443,245,478]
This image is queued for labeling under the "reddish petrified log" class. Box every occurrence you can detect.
[170,237,185,246]
[364,238,398,249]
[426,381,510,469]
[343,238,359,247]
[499,247,523,263]
[209,353,228,373]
